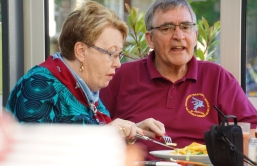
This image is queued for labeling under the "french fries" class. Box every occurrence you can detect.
[165,142,177,146]
[171,142,207,155]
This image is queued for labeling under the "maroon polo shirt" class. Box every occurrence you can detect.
[100,51,257,160]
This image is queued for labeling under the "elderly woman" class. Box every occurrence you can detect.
[5,1,165,141]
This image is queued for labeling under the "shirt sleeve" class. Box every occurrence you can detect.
[217,71,257,128]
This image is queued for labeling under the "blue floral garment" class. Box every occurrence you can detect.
[5,57,111,124]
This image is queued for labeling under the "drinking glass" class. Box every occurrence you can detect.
[238,122,250,158]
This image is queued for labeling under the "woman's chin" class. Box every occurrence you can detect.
[100,82,110,89]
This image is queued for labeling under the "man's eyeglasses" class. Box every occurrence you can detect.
[151,22,196,35]
[92,45,124,61]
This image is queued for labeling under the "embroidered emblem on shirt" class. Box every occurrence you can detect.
[185,93,210,117]
[192,97,204,110]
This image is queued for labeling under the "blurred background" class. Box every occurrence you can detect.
[0,0,256,107]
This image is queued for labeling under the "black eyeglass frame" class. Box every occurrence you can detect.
[150,22,196,33]
[92,45,124,61]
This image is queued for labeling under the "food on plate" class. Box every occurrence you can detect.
[165,142,177,146]
[171,142,207,155]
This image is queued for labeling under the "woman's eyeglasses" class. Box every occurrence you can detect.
[151,22,196,35]
[92,45,124,61]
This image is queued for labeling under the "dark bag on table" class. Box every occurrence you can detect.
[204,106,257,166]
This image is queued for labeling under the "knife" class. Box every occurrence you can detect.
[136,134,175,149]
[134,161,180,166]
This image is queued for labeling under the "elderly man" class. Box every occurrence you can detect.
[100,0,257,160]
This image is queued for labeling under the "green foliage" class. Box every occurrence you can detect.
[190,0,220,26]
[195,17,220,61]
[123,3,150,60]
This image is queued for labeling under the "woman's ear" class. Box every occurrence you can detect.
[74,42,87,62]
[145,31,154,49]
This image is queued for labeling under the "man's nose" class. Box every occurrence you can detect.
[172,26,185,40]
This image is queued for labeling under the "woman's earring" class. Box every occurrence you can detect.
[79,61,84,72]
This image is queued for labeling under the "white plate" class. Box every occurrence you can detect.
[149,150,211,164]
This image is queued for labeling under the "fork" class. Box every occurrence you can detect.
[156,134,172,144]
[135,134,175,149]
[161,134,172,144]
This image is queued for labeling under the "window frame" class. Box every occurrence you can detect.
[220,0,257,108]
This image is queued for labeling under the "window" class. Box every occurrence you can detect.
[50,0,126,55]
[246,0,257,97]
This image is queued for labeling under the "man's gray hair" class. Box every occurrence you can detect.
[145,0,197,31]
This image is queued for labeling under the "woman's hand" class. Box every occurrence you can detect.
[108,118,166,144]
[136,118,165,138]
[108,118,144,139]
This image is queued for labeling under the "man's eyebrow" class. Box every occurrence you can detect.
[160,22,174,26]
[160,21,194,26]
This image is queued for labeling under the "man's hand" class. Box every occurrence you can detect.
[136,118,165,138]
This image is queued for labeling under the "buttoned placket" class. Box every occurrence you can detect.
[167,84,176,110]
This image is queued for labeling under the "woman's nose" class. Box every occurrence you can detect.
[112,57,121,68]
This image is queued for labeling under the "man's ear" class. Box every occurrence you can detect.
[74,42,86,62]
[145,31,154,49]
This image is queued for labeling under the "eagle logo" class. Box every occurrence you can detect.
[192,97,205,110]
[185,93,210,117]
